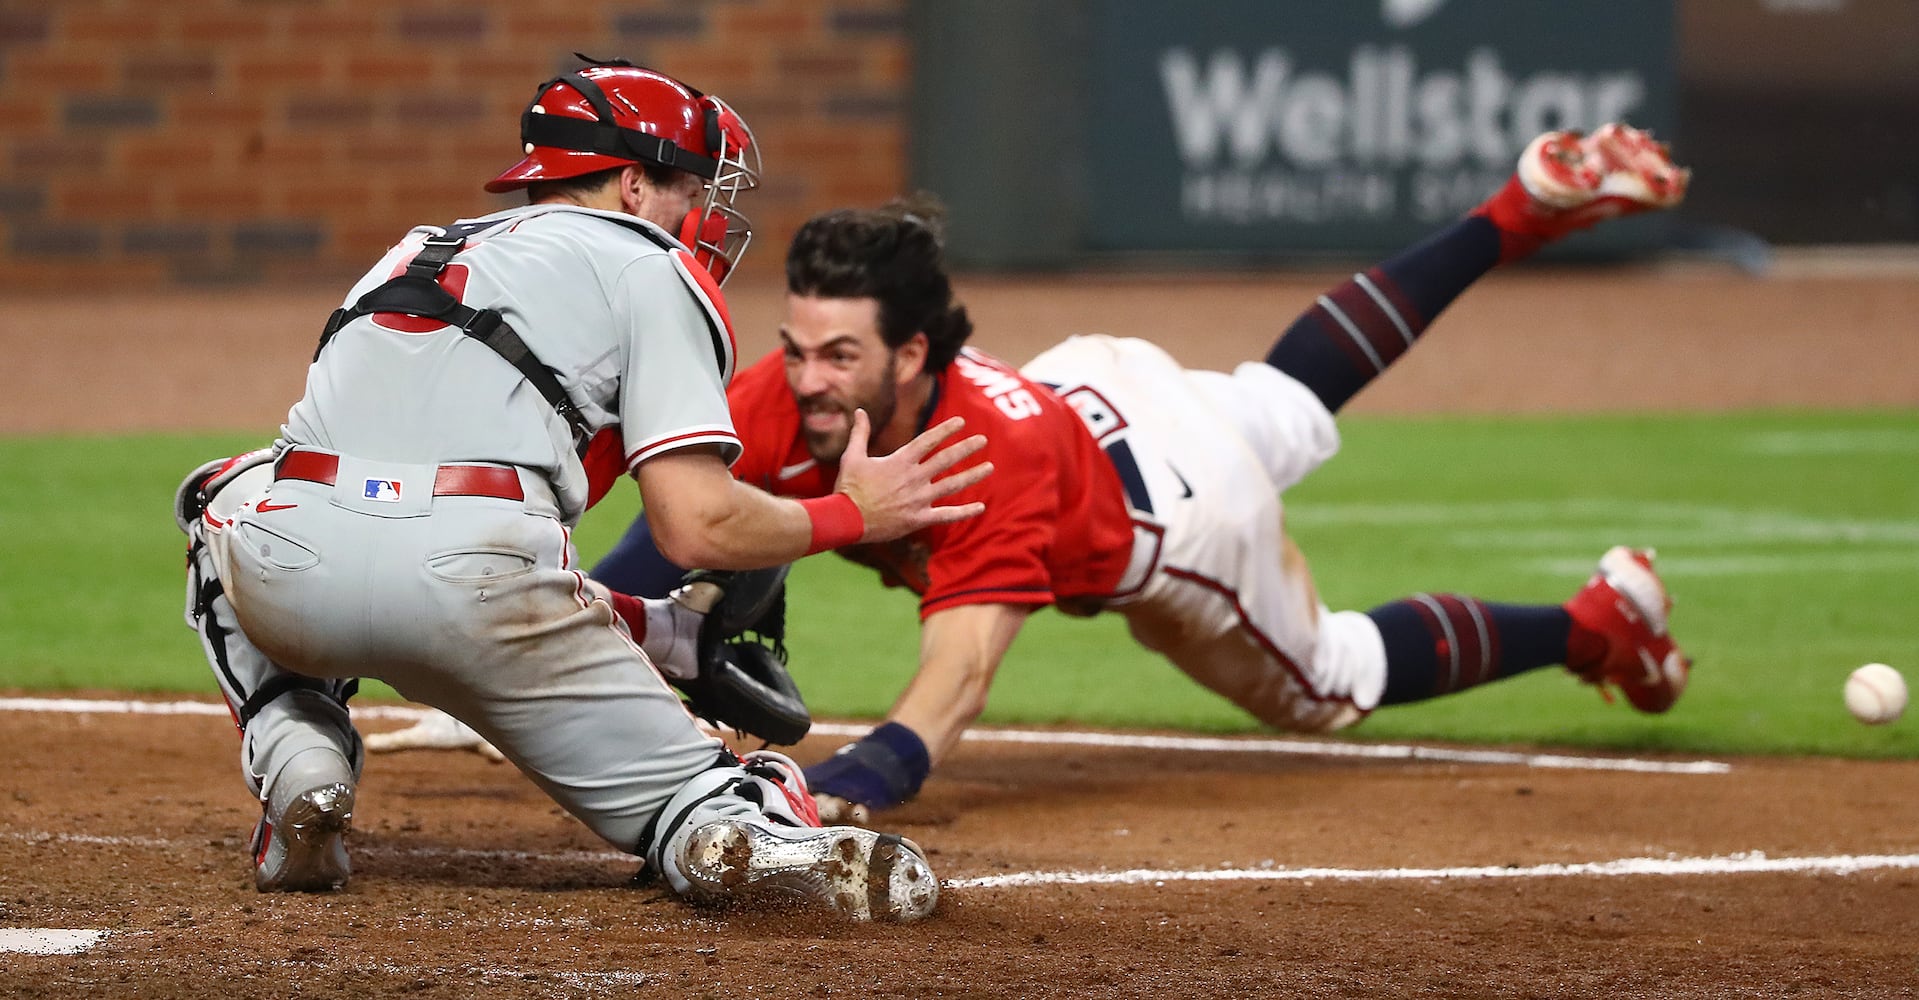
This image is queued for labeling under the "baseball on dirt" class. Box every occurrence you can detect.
[1844,663,1907,725]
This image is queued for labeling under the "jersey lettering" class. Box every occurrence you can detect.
[953,354,1041,422]
[993,388,1042,420]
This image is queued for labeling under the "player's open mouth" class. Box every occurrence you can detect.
[800,407,845,432]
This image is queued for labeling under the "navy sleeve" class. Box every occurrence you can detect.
[590,513,688,598]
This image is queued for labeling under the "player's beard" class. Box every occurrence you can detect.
[798,356,898,464]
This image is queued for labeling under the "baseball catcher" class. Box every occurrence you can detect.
[173,58,993,921]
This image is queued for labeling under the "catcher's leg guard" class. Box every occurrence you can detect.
[249,742,355,892]
[642,752,937,922]
[179,452,363,890]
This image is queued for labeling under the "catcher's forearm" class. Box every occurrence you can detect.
[638,464,818,568]
[636,453,877,568]
[590,509,688,598]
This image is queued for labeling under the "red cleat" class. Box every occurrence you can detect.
[1474,124,1691,259]
[1564,546,1691,713]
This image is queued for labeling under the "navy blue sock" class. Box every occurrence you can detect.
[1264,216,1504,413]
[590,513,689,598]
[1371,596,1571,706]
[803,722,931,809]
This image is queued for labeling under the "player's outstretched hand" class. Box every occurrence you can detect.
[835,409,990,544]
[814,792,872,826]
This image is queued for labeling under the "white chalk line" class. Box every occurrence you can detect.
[1742,428,1919,456]
[0,917,645,984]
[0,928,110,955]
[822,723,1730,774]
[361,962,651,989]
[1529,550,1919,578]
[0,913,644,982]
[7,831,1915,897]
[950,851,1919,889]
[1291,498,1918,534]
[1296,497,1919,579]
[0,830,631,866]
[0,915,646,984]
[0,696,1731,775]
[1290,497,1919,578]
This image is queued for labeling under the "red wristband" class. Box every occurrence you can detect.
[603,588,648,642]
[800,493,865,554]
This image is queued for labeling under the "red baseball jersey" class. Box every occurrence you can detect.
[727,346,1136,618]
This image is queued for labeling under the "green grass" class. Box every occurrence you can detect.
[5,411,1916,757]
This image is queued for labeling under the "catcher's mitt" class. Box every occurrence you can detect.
[669,565,811,745]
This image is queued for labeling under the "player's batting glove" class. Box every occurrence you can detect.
[668,566,813,745]
[804,722,931,821]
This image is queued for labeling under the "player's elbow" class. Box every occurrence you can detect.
[635,447,767,570]
[646,506,753,570]
[648,518,725,569]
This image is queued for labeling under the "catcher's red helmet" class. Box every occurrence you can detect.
[487,58,761,283]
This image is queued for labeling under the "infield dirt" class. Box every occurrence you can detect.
[3,265,1917,997]
[5,702,1919,998]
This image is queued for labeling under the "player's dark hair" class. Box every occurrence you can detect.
[524,161,681,205]
[785,192,973,372]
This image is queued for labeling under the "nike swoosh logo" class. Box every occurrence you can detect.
[1169,462,1194,499]
[255,500,298,513]
[1636,647,1666,687]
[778,458,818,480]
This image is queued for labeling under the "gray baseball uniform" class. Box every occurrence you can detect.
[189,204,753,853]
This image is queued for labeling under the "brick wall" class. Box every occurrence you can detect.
[0,1,910,288]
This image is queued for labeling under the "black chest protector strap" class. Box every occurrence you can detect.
[314,221,593,457]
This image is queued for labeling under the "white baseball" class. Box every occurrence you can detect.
[1844,663,1907,725]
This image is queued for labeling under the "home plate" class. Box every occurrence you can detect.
[0,928,109,955]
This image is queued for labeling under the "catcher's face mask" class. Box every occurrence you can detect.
[486,57,761,285]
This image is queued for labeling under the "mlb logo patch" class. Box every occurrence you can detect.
[363,479,403,502]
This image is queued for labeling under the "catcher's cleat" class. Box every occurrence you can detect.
[1473,124,1690,251]
[252,749,355,892]
[1564,546,1691,714]
[677,818,939,922]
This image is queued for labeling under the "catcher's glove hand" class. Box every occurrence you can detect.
[668,565,811,745]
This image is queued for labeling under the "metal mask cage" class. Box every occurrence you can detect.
[687,100,761,284]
